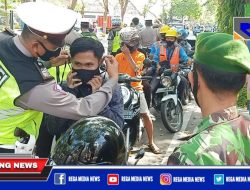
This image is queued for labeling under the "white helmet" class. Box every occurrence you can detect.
[119,27,139,46]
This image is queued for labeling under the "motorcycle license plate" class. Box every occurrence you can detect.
[124,110,133,119]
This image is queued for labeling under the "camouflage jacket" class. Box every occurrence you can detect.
[167,106,250,165]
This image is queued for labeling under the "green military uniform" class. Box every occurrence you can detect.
[168,106,250,165]
[81,31,98,41]
[167,32,250,165]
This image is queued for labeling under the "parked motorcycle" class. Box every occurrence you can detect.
[118,74,143,149]
[153,69,183,133]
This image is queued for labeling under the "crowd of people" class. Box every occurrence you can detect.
[1,2,250,165]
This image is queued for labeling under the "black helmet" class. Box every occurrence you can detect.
[52,116,127,165]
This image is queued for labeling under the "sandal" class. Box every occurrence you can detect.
[147,144,161,154]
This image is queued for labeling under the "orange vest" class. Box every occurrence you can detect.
[159,45,180,65]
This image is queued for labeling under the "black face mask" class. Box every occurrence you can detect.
[166,41,175,47]
[37,41,61,61]
[72,68,100,83]
[126,44,137,53]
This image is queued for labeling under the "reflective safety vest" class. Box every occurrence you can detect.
[0,61,43,145]
[159,45,180,65]
[112,31,121,53]
[48,64,71,82]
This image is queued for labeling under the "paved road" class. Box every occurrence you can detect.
[128,101,202,165]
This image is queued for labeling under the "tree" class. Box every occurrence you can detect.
[170,0,201,22]
[216,0,245,34]
[119,0,128,22]
[102,0,109,34]
[69,0,78,10]
[142,0,157,18]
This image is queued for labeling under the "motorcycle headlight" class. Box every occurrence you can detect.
[161,76,172,87]
[121,86,131,104]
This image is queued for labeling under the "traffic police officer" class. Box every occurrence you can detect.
[0,2,119,153]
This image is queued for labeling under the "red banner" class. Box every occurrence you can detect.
[0,158,48,173]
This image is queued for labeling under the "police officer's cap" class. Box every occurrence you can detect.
[16,2,77,46]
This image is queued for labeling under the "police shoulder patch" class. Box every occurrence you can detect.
[0,65,10,87]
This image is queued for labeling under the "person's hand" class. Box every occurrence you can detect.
[187,58,193,66]
[87,76,103,93]
[171,64,179,73]
[67,71,82,89]
[50,50,70,67]
[104,55,118,80]
[121,45,131,56]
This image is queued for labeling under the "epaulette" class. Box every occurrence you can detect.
[2,27,17,37]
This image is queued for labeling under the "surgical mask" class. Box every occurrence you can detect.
[37,41,61,61]
[72,68,100,83]
[166,41,175,47]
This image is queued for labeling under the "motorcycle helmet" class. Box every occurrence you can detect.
[177,28,189,40]
[119,27,139,47]
[159,25,170,34]
[112,18,121,27]
[52,116,127,165]
[159,25,170,40]
[165,28,178,38]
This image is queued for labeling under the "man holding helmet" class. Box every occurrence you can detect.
[116,27,161,154]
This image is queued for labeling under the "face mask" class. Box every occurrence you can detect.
[166,41,175,47]
[126,44,137,53]
[37,41,61,61]
[72,68,100,83]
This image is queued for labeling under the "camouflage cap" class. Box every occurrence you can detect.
[194,32,250,73]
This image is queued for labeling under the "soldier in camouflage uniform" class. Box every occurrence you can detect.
[167,32,250,165]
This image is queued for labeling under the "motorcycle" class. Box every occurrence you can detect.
[153,68,183,133]
[179,64,192,105]
[118,74,143,149]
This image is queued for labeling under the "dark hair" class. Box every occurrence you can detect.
[195,62,246,94]
[21,25,34,40]
[81,22,90,29]
[132,17,139,25]
[145,20,153,27]
[70,37,104,60]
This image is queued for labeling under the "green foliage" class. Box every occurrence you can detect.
[170,0,201,20]
[216,0,245,34]
[142,0,157,18]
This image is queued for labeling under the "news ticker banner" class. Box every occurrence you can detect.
[1,158,250,189]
